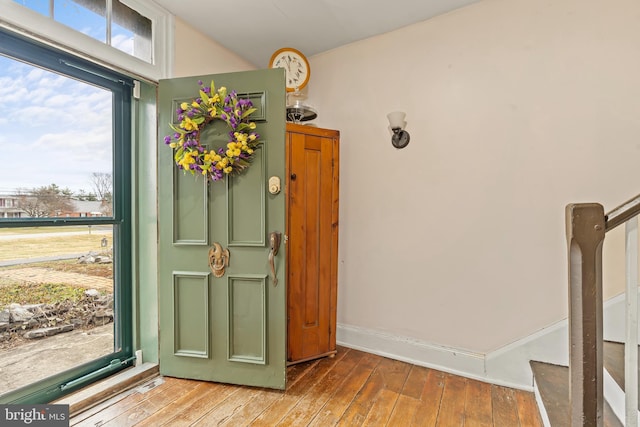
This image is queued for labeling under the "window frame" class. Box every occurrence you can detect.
[0,28,134,404]
[0,0,173,81]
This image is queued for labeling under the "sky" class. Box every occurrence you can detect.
[0,1,136,194]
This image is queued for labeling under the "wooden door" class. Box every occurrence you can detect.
[286,123,339,363]
[157,69,287,389]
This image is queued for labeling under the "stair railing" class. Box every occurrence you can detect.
[566,194,640,426]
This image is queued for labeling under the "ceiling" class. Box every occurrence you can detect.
[152,0,483,68]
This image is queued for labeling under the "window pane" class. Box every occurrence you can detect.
[54,0,107,43]
[0,55,114,219]
[0,224,114,393]
[12,0,154,65]
[112,1,152,63]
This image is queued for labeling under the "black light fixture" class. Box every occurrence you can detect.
[387,111,410,149]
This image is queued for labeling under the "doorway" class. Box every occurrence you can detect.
[0,29,133,404]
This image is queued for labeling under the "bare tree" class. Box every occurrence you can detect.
[91,172,113,216]
[15,188,45,217]
[100,198,113,216]
[16,184,75,217]
[90,173,112,201]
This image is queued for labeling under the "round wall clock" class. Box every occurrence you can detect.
[269,47,310,92]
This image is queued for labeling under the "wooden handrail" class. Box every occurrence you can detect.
[605,193,640,232]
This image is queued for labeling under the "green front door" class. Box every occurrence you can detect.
[158,69,287,389]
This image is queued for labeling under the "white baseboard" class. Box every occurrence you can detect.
[337,323,485,381]
[336,290,633,391]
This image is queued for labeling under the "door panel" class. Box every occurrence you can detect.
[158,69,286,389]
[173,177,208,245]
[228,275,266,364]
[228,149,266,246]
[173,272,209,358]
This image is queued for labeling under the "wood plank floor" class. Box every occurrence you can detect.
[70,346,543,426]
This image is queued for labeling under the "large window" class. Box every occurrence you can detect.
[0,28,133,404]
[0,0,172,80]
[12,0,152,63]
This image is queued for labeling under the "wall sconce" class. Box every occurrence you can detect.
[387,111,410,149]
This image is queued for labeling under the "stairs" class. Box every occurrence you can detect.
[531,361,620,426]
[531,341,640,426]
[603,341,639,400]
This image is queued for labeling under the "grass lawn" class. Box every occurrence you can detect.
[0,226,101,236]
[0,260,112,306]
[0,234,113,262]
[0,282,86,306]
[0,259,113,278]
[0,228,114,311]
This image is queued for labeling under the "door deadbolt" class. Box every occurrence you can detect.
[268,176,281,194]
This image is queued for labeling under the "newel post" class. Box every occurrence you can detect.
[566,203,605,427]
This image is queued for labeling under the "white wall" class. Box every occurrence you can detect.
[173,17,255,77]
[307,0,640,354]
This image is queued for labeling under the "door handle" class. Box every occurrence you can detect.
[208,242,230,278]
[268,232,281,286]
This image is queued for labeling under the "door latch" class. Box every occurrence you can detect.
[268,232,281,286]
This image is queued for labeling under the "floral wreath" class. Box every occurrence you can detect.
[164,80,260,182]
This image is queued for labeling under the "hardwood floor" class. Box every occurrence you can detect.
[70,346,542,426]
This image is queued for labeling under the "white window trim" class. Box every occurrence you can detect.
[0,0,173,81]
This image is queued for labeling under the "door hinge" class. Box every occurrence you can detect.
[284,234,289,244]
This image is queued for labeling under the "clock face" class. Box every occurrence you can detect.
[269,48,310,92]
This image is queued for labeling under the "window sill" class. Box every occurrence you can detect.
[53,362,159,417]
